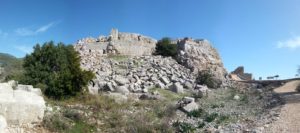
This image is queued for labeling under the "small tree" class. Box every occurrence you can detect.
[155,37,177,58]
[22,41,94,99]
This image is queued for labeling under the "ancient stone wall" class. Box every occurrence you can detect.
[231,66,252,80]
[74,29,157,56]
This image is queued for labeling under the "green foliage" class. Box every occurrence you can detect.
[22,41,94,99]
[187,108,205,118]
[197,122,205,128]
[196,70,221,88]
[0,53,23,82]
[155,37,177,57]
[204,112,219,122]
[172,121,196,133]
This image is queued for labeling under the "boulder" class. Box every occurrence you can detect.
[177,97,199,113]
[103,82,115,92]
[159,77,170,85]
[170,82,184,93]
[195,85,209,98]
[88,85,99,95]
[0,115,7,132]
[155,82,165,89]
[233,95,240,100]
[183,102,199,113]
[114,76,129,85]
[184,81,194,90]
[16,84,42,96]
[0,82,45,125]
[115,86,130,94]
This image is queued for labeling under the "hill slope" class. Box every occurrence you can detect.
[0,53,23,82]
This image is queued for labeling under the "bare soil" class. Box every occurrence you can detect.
[265,80,300,133]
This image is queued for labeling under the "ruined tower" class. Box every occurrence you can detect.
[110,28,119,40]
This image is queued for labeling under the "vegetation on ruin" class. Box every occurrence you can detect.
[155,37,178,58]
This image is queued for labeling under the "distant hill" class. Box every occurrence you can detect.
[0,53,23,82]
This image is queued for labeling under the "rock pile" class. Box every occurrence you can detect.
[0,81,45,128]
[85,55,196,95]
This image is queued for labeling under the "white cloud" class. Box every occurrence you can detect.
[14,45,33,54]
[277,36,300,49]
[0,30,8,38]
[15,21,59,36]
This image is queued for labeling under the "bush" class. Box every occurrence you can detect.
[21,41,94,99]
[196,70,221,88]
[155,37,177,57]
[172,121,196,133]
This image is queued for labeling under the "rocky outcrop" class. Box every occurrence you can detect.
[0,81,45,126]
[177,38,227,85]
[74,29,157,57]
[0,115,6,132]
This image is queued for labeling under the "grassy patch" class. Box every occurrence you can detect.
[45,93,176,132]
[149,88,190,101]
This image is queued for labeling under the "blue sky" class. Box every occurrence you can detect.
[0,0,300,79]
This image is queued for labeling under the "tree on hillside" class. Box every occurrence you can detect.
[155,37,177,57]
[22,41,94,99]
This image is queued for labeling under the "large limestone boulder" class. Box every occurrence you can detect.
[0,115,7,132]
[0,82,45,125]
[177,97,199,113]
[177,38,227,86]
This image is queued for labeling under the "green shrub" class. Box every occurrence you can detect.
[172,121,196,133]
[155,37,177,57]
[21,41,94,99]
[196,70,221,88]
[197,122,205,128]
[187,108,206,118]
[205,112,219,122]
[216,114,230,124]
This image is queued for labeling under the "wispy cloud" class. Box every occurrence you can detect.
[15,21,60,36]
[277,36,300,49]
[0,30,8,38]
[14,45,33,54]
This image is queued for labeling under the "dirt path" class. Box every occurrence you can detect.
[265,80,300,133]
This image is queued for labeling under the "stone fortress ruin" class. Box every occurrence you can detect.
[75,29,157,56]
[230,66,252,81]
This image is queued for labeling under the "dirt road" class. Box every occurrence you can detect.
[265,80,300,133]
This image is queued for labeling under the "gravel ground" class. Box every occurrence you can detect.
[265,80,300,133]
